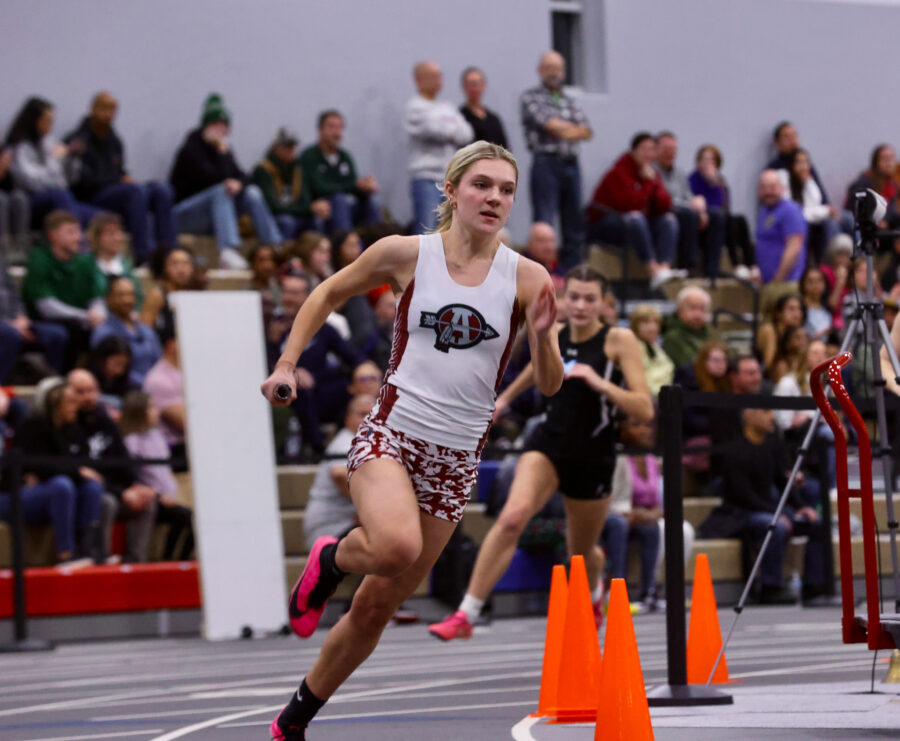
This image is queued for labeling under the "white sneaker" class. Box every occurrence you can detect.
[671,268,689,278]
[733,264,751,281]
[220,247,249,269]
[649,267,674,290]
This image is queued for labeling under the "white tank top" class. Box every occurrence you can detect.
[373,232,521,451]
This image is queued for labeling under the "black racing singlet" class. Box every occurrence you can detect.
[537,323,623,459]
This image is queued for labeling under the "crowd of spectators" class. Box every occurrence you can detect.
[4,52,900,604]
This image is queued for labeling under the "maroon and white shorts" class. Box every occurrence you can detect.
[347,415,479,524]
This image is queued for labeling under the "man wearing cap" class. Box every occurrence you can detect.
[169,94,283,267]
[298,110,381,233]
[253,128,312,240]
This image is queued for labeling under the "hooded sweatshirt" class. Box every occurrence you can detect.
[169,128,245,203]
[588,152,672,220]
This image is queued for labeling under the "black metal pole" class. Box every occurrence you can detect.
[0,450,53,653]
[647,385,731,706]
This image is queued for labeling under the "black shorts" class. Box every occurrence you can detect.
[524,431,615,501]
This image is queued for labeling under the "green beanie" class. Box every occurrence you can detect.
[201,93,230,127]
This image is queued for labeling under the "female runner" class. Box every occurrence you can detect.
[429,264,653,640]
[261,140,562,740]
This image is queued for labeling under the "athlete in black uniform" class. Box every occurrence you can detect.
[430,265,653,640]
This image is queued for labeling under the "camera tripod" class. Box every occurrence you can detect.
[707,208,900,684]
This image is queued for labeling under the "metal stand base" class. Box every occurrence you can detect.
[646,683,734,707]
[0,637,55,653]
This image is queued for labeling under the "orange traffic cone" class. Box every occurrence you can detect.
[594,578,654,741]
[687,553,730,684]
[552,555,602,723]
[532,564,568,717]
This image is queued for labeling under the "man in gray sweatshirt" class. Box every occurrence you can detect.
[404,61,474,234]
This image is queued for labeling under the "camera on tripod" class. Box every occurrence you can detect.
[852,188,887,241]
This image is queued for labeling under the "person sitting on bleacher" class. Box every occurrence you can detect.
[14,383,106,562]
[84,335,139,416]
[250,243,281,327]
[169,94,282,268]
[699,407,826,605]
[64,92,175,264]
[252,127,313,241]
[521,222,564,293]
[358,285,395,372]
[266,269,363,455]
[143,326,186,467]
[22,210,106,368]
[629,304,674,398]
[585,132,683,289]
[140,245,195,339]
[303,394,374,545]
[120,390,194,561]
[661,285,716,370]
[0,239,68,383]
[0,142,30,253]
[69,369,156,563]
[87,212,144,307]
[91,276,161,387]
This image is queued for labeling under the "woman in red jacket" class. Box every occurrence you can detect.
[586,132,683,289]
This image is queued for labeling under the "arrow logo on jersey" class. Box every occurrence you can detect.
[420,304,499,353]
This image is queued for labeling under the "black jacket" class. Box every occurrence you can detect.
[78,407,137,497]
[15,413,90,483]
[65,117,127,200]
[169,128,245,202]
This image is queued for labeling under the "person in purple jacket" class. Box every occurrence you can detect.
[756,170,807,284]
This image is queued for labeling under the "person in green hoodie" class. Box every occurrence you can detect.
[252,127,313,241]
[661,284,717,370]
[297,110,381,233]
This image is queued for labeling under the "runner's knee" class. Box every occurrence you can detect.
[369,532,422,576]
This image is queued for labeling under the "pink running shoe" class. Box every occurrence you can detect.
[428,610,474,641]
[289,535,340,638]
[270,707,305,740]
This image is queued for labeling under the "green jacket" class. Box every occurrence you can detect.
[22,245,105,318]
[297,144,359,200]
[252,152,310,217]
[661,314,717,370]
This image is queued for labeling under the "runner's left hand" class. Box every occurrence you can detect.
[528,282,557,335]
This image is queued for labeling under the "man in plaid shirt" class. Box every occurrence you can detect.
[520,51,592,270]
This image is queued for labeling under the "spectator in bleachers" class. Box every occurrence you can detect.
[655,132,726,277]
[84,335,138,416]
[820,234,853,332]
[120,390,194,560]
[799,267,832,341]
[15,383,105,562]
[778,148,851,266]
[522,222,564,293]
[769,324,810,383]
[756,170,807,284]
[774,339,831,444]
[252,127,312,241]
[22,210,106,366]
[69,369,156,563]
[348,361,382,399]
[143,327,186,464]
[267,270,363,454]
[688,144,757,280]
[406,61,474,234]
[0,143,29,252]
[767,121,829,197]
[709,355,767,480]
[298,110,381,233]
[303,394,374,544]
[756,293,803,373]
[64,92,175,264]
[586,133,682,289]
[602,414,662,607]
[845,144,900,228]
[661,285,715,370]
[521,51,590,270]
[288,231,333,288]
[86,212,144,307]
[0,241,68,382]
[699,407,825,605]
[359,285,395,371]
[140,246,195,338]
[459,67,508,149]
[5,97,99,227]
[91,276,161,386]
[169,94,282,268]
[249,244,281,326]
[629,305,674,397]
[329,230,376,348]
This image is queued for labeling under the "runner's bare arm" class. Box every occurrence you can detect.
[605,327,654,421]
[261,235,418,405]
[517,257,563,397]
